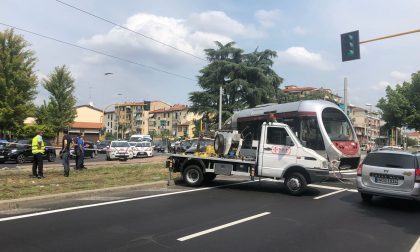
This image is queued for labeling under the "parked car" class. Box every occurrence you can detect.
[132,141,153,158]
[0,141,9,164]
[154,144,165,153]
[106,141,133,161]
[97,140,111,153]
[184,138,214,154]
[59,141,96,159]
[0,139,56,164]
[357,150,420,202]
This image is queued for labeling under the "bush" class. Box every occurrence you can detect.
[16,125,55,139]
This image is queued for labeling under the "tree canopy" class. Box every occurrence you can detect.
[0,29,38,137]
[189,41,283,127]
[377,71,420,130]
[37,65,77,142]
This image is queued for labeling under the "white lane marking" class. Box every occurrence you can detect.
[314,189,348,199]
[410,236,420,252]
[308,184,345,191]
[0,180,258,222]
[177,212,270,242]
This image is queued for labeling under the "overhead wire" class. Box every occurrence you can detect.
[0,22,196,81]
[55,0,207,62]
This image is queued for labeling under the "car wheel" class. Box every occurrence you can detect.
[361,193,373,203]
[47,153,56,162]
[284,172,307,196]
[16,154,25,164]
[183,165,204,187]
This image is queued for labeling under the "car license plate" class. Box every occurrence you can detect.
[374,177,398,185]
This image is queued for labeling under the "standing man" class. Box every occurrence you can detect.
[31,130,45,179]
[61,129,72,177]
[76,132,86,170]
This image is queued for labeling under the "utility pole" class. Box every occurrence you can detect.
[344,78,348,115]
[219,85,223,130]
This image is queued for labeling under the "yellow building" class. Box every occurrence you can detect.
[69,105,103,142]
[149,104,202,139]
[114,101,171,139]
[349,105,381,145]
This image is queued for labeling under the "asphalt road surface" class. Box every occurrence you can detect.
[0,151,168,169]
[0,173,419,252]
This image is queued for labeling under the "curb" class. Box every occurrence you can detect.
[0,181,168,211]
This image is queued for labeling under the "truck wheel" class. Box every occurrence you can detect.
[360,193,373,203]
[204,173,217,183]
[284,172,307,196]
[183,165,204,187]
[214,134,225,155]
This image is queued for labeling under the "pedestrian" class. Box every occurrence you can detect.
[61,128,72,177]
[76,132,87,170]
[366,143,371,153]
[31,130,45,179]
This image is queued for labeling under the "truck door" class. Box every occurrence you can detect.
[260,126,297,178]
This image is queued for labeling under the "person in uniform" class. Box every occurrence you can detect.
[31,130,45,178]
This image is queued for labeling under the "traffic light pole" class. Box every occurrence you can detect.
[359,28,420,44]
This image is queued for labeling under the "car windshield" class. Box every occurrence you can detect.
[322,108,355,141]
[128,142,137,146]
[129,137,143,142]
[364,152,416,169]
[136,142,151,147]
[111,141,130,147]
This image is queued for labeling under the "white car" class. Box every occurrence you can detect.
[106,141,134,161]
[132,141,153,158]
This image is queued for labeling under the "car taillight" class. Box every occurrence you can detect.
[357,163,363,176]
[415,168,420,182]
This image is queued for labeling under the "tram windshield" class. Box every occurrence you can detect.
[322,108,355,141]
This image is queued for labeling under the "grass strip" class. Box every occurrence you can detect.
[0,162,180,200]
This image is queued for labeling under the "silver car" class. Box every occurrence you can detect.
[357,150,420,202]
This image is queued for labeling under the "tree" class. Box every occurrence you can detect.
[0,29,38,138]
[189,41,283,128]
[16,124,55,139]
[41,65,77,143]
[377,71,420,129]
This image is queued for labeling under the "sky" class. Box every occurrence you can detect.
[1,0,419,111]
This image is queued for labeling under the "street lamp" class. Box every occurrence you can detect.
[365,103,373,146]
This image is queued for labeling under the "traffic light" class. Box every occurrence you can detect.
[341,30,360,62]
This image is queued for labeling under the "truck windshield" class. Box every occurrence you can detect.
[322,108,354,141]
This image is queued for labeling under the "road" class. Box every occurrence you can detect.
[0,151,167,169]
[0,173,419,252]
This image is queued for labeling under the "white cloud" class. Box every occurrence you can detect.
[187,11,265,39]
[390,71,410,82]
[254,9,282,28]
[292,26,307,35]
[276,47,335,71]
[370,81,391,91]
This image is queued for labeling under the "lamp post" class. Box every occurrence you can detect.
[365,103,373,147]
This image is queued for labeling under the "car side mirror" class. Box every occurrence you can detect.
[286,136,294,146]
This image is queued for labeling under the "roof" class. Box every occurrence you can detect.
[76,105,103,113]
[407,132,420,137]
[282,87,316,93]
[70,122,102,129]
[150,104,188,113]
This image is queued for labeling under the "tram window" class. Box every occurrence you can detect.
[300,117,325,150]
[266,127,289,145]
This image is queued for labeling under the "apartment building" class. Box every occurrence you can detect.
[149,104,202,139]
[349,105,381,145]
[113,101,171,139]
